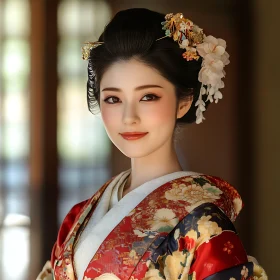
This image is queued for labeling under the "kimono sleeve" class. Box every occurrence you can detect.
[145,202,267,280]
[36,199,88,280]
[51,199,88,265]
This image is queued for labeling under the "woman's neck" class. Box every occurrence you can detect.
[122,149,183,197]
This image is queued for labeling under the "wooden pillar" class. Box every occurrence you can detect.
[234,0,255,253]
[29,0,59,278]
[254,0,280,277]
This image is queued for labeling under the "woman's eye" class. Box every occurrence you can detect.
[104,96,120,104]
[103,94,159,104]
[141,94,159,101]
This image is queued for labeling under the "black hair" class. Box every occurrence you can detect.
[86,8,210,125]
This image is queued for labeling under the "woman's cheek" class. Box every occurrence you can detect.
[147,102,174,124]
[101,108,119,127]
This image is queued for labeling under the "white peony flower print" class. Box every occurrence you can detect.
[165,183,222,204]
[94,273,121,280]
[148,208,179,231]
[197,215,222,238]
[241,266,249,278]
[165,186,185,201]
[233,197,242,215]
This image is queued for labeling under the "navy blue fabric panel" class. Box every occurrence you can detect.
[204,262,254,280]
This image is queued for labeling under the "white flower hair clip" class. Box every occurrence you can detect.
[159,13,230,124]
[81,12,230,124]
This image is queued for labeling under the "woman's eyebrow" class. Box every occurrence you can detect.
[101,84,163,92]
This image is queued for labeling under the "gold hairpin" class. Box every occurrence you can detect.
[81,41,104,60]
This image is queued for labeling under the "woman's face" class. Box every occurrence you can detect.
[100,58,191,158]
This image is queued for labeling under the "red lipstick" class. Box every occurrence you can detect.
[120,132,148,140]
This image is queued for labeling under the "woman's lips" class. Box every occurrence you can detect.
[120,132,148,140]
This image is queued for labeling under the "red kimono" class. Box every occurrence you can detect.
[38,174,267,280]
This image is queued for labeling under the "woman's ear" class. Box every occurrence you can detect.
[176,96,193,119]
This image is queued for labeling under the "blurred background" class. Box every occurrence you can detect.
[0,0,278,279]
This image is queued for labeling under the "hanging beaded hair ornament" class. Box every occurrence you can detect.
[81,12,230,124]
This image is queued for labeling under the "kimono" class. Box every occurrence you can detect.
[36,169,267,280]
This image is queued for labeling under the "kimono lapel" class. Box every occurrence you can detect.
[83,174,241,280]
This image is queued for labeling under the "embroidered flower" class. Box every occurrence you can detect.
[181,177,194,183]
[178,229,197,252]
[223,241,234,254]
[164,251,187,280]
[143,268,164,280]
[241,265,249,278]
[165,185,185,201]
[94,273,121,280]
[179,235,196,252]
[148,208,179,232]
[233,197,243,215]
[202,183,223,196]
[165,182,222,204]
[197,215,222,245]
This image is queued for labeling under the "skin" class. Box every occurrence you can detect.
[100,58,193,197]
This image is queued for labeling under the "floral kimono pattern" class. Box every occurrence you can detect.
[43,174,267,280]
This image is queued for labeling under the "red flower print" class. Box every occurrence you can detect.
[223,241,234,254]
[179,235,196,251]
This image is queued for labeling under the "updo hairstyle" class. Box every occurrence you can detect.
[87,8,211,124]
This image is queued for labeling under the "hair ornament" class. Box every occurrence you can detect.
[81,12,230,124]
[82,41,104,60]
[159,13,230,124]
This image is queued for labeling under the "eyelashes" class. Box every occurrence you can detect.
[103,94,161,104]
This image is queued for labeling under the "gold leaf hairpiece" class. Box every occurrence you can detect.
[81,41,104,60]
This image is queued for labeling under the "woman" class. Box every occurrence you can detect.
[37,8,267,280]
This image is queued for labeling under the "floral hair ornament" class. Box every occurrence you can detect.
[81,12,230,124]
[158,13,230,124]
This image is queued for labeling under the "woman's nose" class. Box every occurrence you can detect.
[122,103,140,124]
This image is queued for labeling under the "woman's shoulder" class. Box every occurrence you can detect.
[56,174,118,244]
[170,172,243,222]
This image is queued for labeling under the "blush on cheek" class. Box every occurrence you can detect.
[148,102,175,123]
[101,108,118,124]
